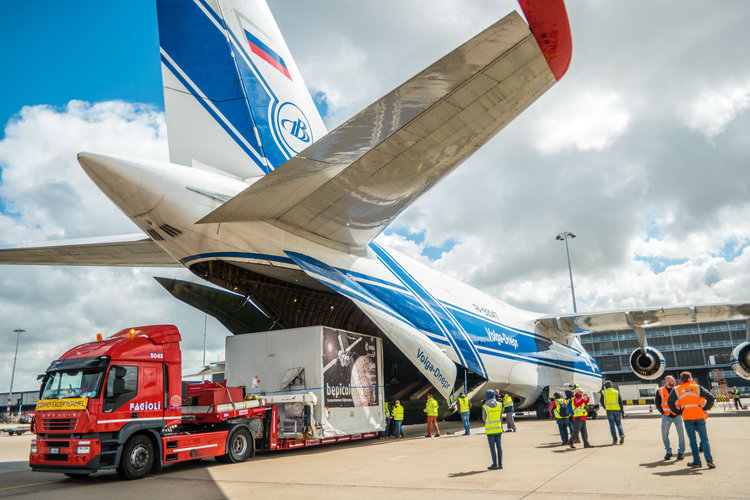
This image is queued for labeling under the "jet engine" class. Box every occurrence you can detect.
[730,342,750,380]
[629,346,665,380]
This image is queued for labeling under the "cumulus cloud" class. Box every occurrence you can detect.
[684,81,750,139]
[534,91,630,154]
[0,103,231,392]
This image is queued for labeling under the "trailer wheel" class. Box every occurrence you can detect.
[117,434,155,480]
[217,426,253,463]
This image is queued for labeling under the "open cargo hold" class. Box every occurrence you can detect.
[226,326,384,439]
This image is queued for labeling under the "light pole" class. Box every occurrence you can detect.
[555,232,577,313]
[7,329,25,417]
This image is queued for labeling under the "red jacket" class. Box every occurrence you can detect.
[572,395,589,420]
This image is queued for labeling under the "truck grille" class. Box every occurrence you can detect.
[45,418,77,431]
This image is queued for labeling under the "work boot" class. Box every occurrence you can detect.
[584,444,593,448]
[619,435,625,444]
[687,462,702,468]
[425,434,432,438]
[676,453,684,460]
[707,461,716,469]
[664,453,673,460]
[488,464,499,470]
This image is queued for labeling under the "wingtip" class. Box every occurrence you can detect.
[518,0,572,81]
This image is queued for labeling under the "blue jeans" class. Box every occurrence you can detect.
[556,418,569,444]
[461,412,470,434]
[660,414,685,454]
[394,419,404,437]
[486,432,502,466]
[606,411,624,441]
[684,418,712,463]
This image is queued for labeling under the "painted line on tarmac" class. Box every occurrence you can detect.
[0,480,58,492]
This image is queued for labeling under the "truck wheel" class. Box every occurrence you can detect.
[117,435,155,480]
[217,426,252,463]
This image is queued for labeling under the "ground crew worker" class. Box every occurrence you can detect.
[599,380,625,444]
[568,389,592,449]
[392,399,405,438]
[457,392,471,435]
[549,392,569,445]
[502,393,516,432]
[668,371,715,469]
[731,387,744,410]
[655,375,685,460]
[564,389,575,440]
[381,400,391,439]
[482,389,503,469]
[424,393,440,437]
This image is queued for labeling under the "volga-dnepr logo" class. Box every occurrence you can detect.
[275,101,312,154]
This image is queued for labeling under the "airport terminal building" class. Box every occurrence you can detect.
[581,319,749,392]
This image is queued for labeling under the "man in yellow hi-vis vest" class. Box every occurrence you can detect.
[392,399,405,438]
[599,380,625,445]
[424,393,440,437]
[458,392,471,435]
[502,393,516,432]
[483,389,503,469]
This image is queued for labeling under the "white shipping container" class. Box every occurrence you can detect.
[226,326,384,438]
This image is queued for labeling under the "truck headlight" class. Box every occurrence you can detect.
[76,446,90,455]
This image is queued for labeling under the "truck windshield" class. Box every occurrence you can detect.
[41,370,105,400]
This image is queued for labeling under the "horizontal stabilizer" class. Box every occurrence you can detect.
[199,8,563,249]
[0,234,180,267]
[154,277,278,334]
[537,302,750,335]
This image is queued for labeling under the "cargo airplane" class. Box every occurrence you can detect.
[2,0,749,415]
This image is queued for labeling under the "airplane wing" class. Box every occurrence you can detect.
[536,302,750,335]
[0,234,180,267]
[198,3,571,249]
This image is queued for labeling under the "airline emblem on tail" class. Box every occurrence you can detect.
[276,102,312,153]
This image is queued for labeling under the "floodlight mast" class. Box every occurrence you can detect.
[555,232,577,313]
[6,329,25,417]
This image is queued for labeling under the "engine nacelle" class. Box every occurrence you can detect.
[629,346,666,380]
[730,342,750,380]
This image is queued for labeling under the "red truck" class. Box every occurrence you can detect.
[29,325,377,479]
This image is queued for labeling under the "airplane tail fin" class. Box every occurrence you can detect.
[156,0,326,178]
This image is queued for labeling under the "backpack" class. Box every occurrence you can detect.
[556,399,568,418]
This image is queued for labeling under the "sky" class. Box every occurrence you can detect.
[2,0,750,394]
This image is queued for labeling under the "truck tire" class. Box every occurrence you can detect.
[217,426,253,463]
[117,434,155,480]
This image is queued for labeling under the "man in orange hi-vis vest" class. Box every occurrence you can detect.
[655,375,685,461]
[667,371,716,469]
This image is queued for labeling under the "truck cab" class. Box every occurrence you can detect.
[31,325,182,477]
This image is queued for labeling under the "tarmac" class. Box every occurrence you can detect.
[0,404,748,499]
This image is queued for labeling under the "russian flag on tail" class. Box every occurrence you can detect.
[244,29,291,80]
